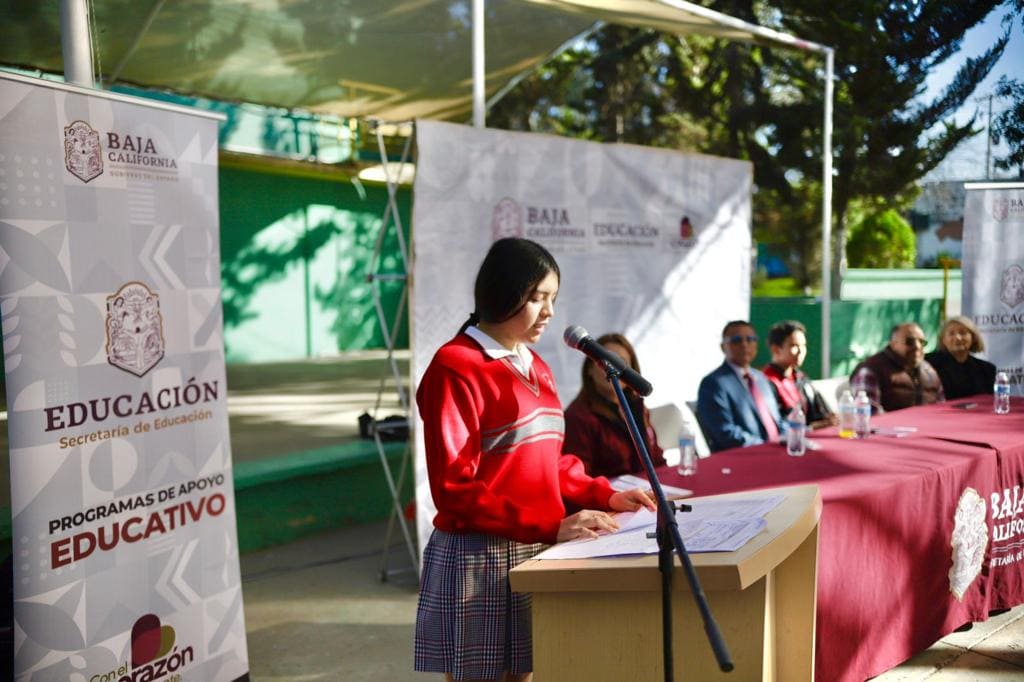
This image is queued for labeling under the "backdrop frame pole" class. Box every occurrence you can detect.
[60,0,94,87]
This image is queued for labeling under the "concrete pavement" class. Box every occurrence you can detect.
[240,520,1024,681]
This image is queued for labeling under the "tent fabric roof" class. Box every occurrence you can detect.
[0,0,825,122]
[523,0,827,51]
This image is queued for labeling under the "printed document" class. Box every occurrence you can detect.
[535,493,784,560]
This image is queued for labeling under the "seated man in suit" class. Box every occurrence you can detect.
[850,322,944,413]
[697,320,782,452]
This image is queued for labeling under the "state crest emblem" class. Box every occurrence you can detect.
[105,282,166,377]
[64,120,103,183]
[492,197,524,240]
[992,197,1010,221]
[949,487,988,601]
[1001,264,1024,309]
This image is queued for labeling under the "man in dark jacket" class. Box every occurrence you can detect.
[851,322,945,413]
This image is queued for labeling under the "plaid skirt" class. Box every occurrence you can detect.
[414,529,546,680]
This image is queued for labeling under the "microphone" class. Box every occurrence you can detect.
[563,326,653,397]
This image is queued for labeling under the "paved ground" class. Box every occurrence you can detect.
[241,520,420,682]
[242,519,1024,682]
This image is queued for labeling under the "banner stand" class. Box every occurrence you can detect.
[962,181,1024,394]
[363,121,419,579]
[0,71,249,681]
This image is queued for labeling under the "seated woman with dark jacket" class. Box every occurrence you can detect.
[925,316,996,400]
[563,333,665,478]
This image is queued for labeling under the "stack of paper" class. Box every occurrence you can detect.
[535,494,785,560]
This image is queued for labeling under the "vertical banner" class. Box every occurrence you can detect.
[410,120,752,552]
[962,182,1024,392]
[0,73,249,681]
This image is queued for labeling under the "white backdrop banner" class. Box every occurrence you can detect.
[0,72,249,681]
[962,182,1024,392]
[410,120,752,552]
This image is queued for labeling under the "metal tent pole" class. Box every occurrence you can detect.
[60,0,94,87]
[821,48,835,378]
[472,0,486,128]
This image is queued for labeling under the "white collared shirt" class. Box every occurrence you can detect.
[726,360,753,387]
[465,325,534,377]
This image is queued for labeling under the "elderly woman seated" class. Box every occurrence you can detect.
[925,315,996,400]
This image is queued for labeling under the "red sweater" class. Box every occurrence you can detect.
[417,334,616,544]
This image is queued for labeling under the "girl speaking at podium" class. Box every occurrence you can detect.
[414,237,654,681]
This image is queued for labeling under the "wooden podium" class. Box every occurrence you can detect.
[509,484,821,682]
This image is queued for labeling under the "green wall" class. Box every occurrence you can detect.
[750,297,942,379]
[219,164,411,362]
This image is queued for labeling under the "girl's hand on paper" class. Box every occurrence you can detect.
[557,510,620,542]
[609,487,657,512]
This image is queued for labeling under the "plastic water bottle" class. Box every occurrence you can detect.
[994,371,1011,415]
[677,423,698,476]
[838,389,856,439]
[854,390,871,439]
[786,404,807,456]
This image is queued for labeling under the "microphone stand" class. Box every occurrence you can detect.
[605,362,733,680]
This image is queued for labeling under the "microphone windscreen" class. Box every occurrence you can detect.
[563,325,589,349]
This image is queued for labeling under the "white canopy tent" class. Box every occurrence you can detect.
[46,0,835,370]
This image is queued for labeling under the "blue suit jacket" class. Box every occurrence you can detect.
[697,362,782,453]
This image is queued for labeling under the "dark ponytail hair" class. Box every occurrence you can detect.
[458,238,560,333]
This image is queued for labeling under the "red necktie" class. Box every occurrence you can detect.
[746,372,780,442]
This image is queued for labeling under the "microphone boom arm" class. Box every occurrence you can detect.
[604,361,733,678]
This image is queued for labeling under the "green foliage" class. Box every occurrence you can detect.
[488,25,707,149]
[846,209,916,269]
[754,182,822,289]
[992,75,1024,175]
[752,276,815,297]
[990,4,1023,175]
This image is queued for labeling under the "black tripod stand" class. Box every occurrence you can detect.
[605,361,733,680]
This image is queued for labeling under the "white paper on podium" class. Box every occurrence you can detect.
[611,474,692,499]
[685,494,784,521]
[534,493,784,559]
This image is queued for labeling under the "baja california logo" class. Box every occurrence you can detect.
[105,282,166,377]
[992,197,1010,221]
[1001,264,1024,309]
[492,197,524,240]
[949,487,988,600]
[64,120,103,183]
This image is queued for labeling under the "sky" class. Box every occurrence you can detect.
[923,6,1024,181]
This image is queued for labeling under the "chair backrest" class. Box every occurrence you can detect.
[810,376,848,414]
[650,401,710,459]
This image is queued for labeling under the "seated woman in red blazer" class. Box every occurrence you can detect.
[563,333,665,478]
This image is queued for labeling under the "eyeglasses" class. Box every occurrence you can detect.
[724,335,758,344]
[904,337,927,347]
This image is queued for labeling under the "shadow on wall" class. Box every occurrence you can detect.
[219,166,410,362]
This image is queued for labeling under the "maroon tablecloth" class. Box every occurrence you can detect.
[655,399,1024,682]
[871,395,1024,458]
